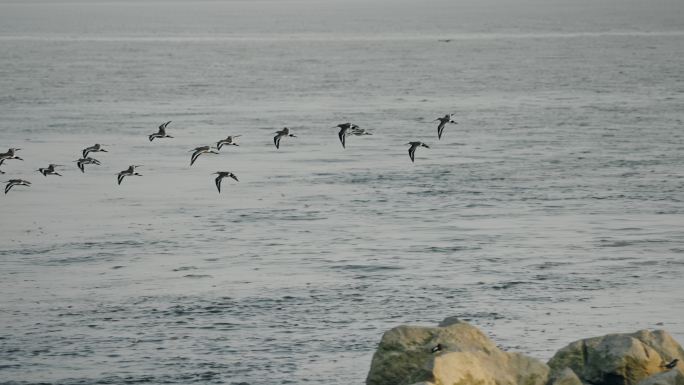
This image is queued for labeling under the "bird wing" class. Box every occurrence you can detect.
[117,173,125,185]
[215,175,222,193]
[190,150,202,166]
[4,182,13,194]
[437,120,447,139]
[77,161,85,173]
[408,145,416,162]
[338,127,347,148]
[274,135,281,149]
[230,173,239,182]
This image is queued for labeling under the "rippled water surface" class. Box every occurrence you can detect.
[1,0,684,384]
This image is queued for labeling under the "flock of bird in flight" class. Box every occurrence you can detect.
[1,114,458,195]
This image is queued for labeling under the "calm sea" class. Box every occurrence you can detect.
[1,0,683,384]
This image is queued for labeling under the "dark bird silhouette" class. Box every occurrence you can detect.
[431,343,444,353]
[117,165,142,185]
[433,114,457,140]
[335,123,370,148]
[213,171,239,193]
[274,127,296,149]
[4,179,30,194]
[82,143,107,158]
[407,141,430,163]
[75,157,101,173]
[350,126,372,136]
[149,121,173,141]
[0,148,23,162]
[190,146,219,166]
[216,135,241,150]
[38,164,63,176]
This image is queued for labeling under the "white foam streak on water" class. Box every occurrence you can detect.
[1,0,684,384]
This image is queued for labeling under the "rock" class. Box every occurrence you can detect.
[548,330,684,385]
[438,316,462,327]
[367,319,684,385]
[637,370,684,385]
[366,317,550,385]
[430,350,549,385]
[548,368,583,385]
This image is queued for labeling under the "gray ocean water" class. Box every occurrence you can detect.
[1,0,684,384]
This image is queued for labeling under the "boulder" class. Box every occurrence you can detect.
[548,368,583,385]
[366,317,550,385]
[430,350,549,385]
[637,369,684,385]
[548,330,684,385]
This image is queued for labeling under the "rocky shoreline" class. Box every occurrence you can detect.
[366,317,683,385]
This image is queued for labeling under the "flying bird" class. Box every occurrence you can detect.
[350,126,372,136]
[335,123,369,148]
[76,157,101,173]
[431,344,444,353]
[0,148,23,162]
[4,179,30,194]
[407,141,430,163]
[117,165,142,185]
[149,121,173,141]
[190,146,219,166]
[433,114,457,140]
[216,135,241,150]
[274,127,296,149]
[82,143,107,158]
[38,164,63,176]
[213,171,239,193]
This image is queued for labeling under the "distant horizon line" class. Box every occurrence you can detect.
[1,30,683,42]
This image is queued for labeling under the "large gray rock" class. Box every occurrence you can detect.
[637,369,684,385]
[548,368,583,385]
[548,330,684,385]
[366,317,550,385]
